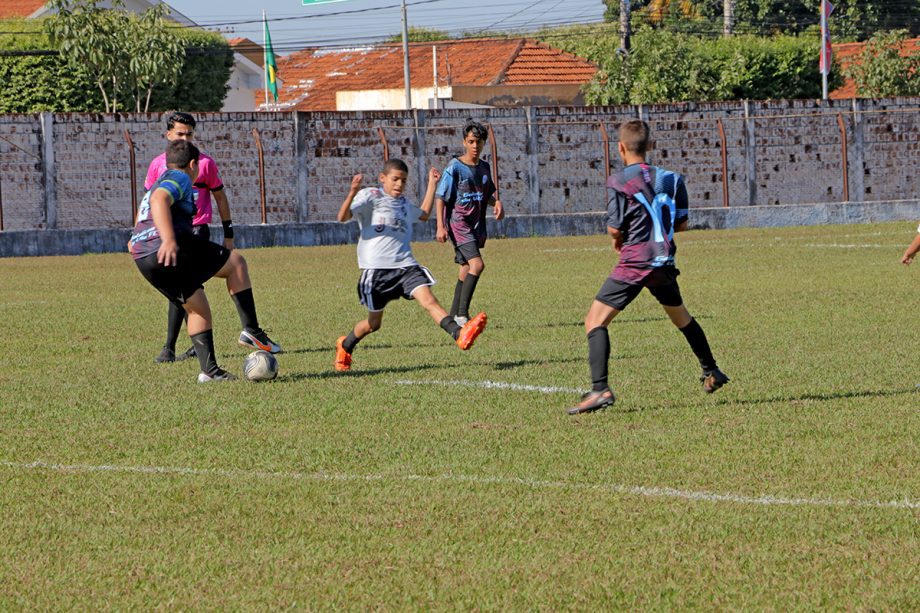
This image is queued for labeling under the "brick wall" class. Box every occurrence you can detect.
[1,98,918,231]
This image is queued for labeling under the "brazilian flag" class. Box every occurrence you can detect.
[263,15,279,102]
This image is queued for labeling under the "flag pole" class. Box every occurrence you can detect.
[821,0,828,100]
[263,10,270,110]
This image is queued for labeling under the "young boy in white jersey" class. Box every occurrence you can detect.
[334,159,487,371]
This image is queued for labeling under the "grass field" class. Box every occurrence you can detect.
[1,221,918,609]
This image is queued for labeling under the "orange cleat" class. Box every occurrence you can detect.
[456,312,487,350]
[334,336,352,371]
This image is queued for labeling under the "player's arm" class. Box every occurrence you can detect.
[418,168,441,222]
[606,189,626,252]
[673,179,690,233]
[607,226,624,253]
[435,198,449,243]
[150,188,178,266]
[902,228,920,265]
[337,175,362,222]
[212,189,235,250]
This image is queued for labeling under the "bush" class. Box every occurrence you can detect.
[843,30,920,98]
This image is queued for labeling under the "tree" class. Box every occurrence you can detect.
[844,30,920,97]
[386,27,451,43]
[45,0,185,112]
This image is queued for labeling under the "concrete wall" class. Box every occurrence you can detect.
[1,98,919,234]
[2,200,917,258]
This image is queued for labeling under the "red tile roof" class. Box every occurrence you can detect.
[830,37,920,99]
[264,38,597,111]
[0,0,46,19]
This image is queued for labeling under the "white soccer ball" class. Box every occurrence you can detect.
[243,350,278,381]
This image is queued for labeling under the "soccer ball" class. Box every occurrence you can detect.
[243,350,278,381]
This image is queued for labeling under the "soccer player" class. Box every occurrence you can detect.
[334,159,487,372]
[131,140,272,382]
[145,112,279,362]
[901,223,920,265]
[568,119,729,415]
[435,120,504,326]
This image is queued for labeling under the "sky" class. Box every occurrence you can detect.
[164,0,606,54]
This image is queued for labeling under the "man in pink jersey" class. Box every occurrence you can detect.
[145,112,280,362]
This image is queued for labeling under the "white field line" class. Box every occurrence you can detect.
[2,460,918,510]
[393,379,582,395]
[803,243,903,248]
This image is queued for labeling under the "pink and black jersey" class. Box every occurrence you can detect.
[145,152,223,226]
[435,158,496,248]
[130,170,197,260]
[606,163,689,284]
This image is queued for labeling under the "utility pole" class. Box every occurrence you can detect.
[619,0,631,52]
[401,0,412,109]
[723,0,735,36]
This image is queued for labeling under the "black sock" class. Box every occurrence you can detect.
[190,330,220,375]
[587,326,611,392]
[448,280,464,318]
[343,331,361,353]
[679,318,717,372]
[440,315,461,340]
[457,273,480,318]
[232,288,260,332]
[164,301,185,352]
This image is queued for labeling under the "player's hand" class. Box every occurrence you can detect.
[436,226,448,243]
[613,237,623,253]
[902,251,915,265]
[428,168,441,183]
[157,239,178,267]
[350,174,363,192]
[493,199,504,221]
[223,237,235,250]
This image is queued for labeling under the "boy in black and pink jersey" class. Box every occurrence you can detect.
[568,120,729,415]
[435,120,504,326]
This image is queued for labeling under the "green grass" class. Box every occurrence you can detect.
[1,222,918,609]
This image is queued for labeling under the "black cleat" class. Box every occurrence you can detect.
[567,388,616,415]
[176,346,196,361]
[154,347,176,363]
[701,368,730,394]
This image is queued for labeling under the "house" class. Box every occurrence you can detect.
[2,0,263,111]
[830,37,920,99]
[262,38,598,112]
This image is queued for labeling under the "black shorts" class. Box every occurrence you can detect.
[192,224,211,241]
[454,241,482,265]
[135,236,231,306]
[357,266,436,311]
[596,268,683,311]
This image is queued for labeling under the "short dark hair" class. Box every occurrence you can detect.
[462,120,488,142]
[618,119,650,155]
[382,158,409,175]
[166,111,196,131]
[166,139,200,169]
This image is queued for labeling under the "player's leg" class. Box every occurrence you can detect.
[450,253,470,320]
[182,289,234,382]
[455,243,484,322]
[650,273,729,393]
[335,310,382,372]
[568,277,642,415]
[407,267,486,350]
[155,301,186,363]
[211,249,281,354]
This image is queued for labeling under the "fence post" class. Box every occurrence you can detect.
[0,166,4,231]
[597,120,610,183]
[124,129,138,224]
[743,100,757,206]
[252,127,267,224]
[717,119,730,208]
[487,122,500,202]
[412,109,427,205]
[836,113,849,202]
[850,98,865,202]
[377,126,389,161]
[294,112,310,222]
[39,112,57,229]
[526,107,540,215]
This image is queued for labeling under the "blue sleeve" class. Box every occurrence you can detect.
[155,172,190,205]
[435,163,457,202]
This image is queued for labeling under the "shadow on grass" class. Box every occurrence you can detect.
[492,356,583,370]
[715,386,919,408]
[492,314,713,330]
[276,361,443,382]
